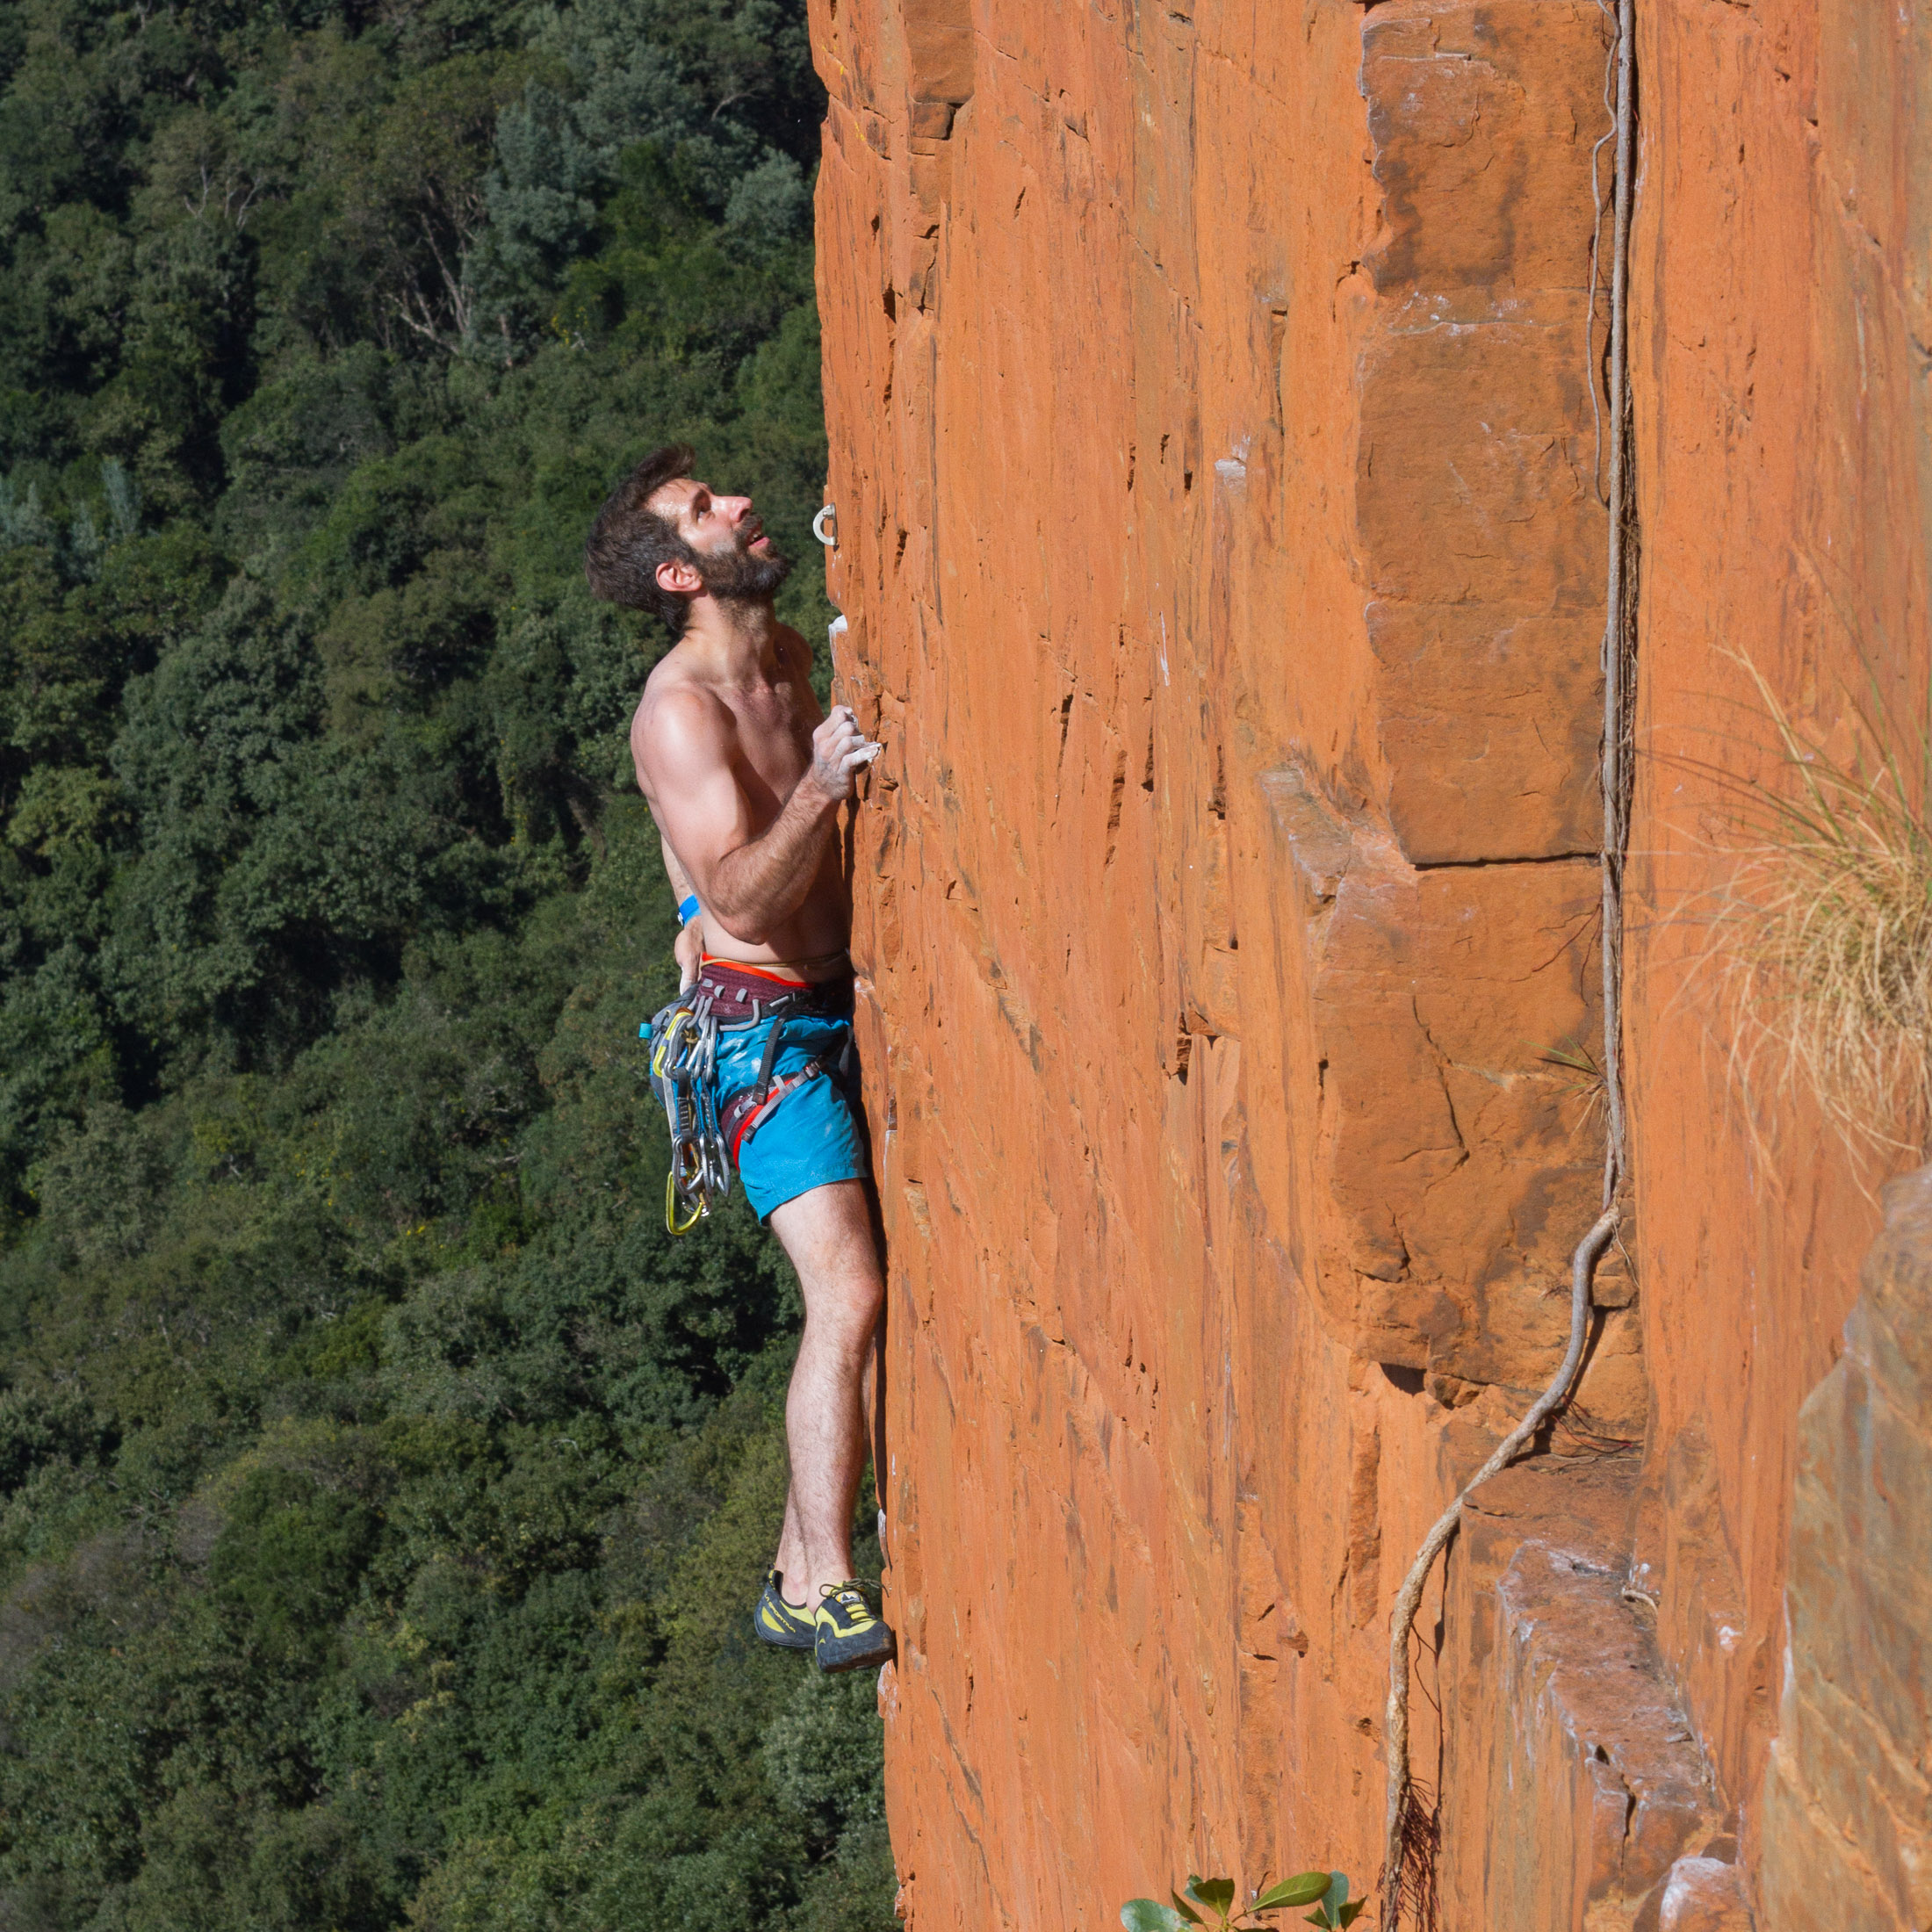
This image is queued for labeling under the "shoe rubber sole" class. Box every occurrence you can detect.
[813,1582,897,1673]
[815,1626,897,1673]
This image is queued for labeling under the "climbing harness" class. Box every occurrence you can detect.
[642,961,856,1235]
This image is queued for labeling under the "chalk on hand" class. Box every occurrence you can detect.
[851,740,884,766]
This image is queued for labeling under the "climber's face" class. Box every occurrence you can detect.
[651,476,775,561]
[649,476,793,602]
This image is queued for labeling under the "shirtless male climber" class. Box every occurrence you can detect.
[583,444,893,1675]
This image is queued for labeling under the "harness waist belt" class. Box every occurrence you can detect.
[694,957,855,1025]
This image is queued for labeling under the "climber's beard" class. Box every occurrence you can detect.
[696,525,793,604]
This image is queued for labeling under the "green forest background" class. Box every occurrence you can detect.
[0,2,894,1926]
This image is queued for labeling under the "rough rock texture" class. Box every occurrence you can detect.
[1623,0,1932,1827]
[1435,1459,1728,1932]
[1756,1168,1932,1931]
[1658,1859,1755,1932]
[806,0,1931,1921]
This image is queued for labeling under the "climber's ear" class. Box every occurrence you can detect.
[656,555,703,599]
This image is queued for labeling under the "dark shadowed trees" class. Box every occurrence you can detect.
[0,3,890,1926]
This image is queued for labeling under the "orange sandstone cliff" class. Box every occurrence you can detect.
[806,0,1932,1923]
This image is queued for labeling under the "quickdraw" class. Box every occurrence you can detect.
[644,996,732,1233]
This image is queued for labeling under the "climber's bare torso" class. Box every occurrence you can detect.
[621,473,868,977]
[630,630,854,975]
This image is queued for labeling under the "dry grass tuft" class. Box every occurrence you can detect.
[1717,657,1932,1155]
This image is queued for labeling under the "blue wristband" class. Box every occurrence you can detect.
[676,894,701,926]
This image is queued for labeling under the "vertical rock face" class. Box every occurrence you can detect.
[1757,1169,1932,1932]
[807,0,1930,1921]
[1624,0,1932,1821]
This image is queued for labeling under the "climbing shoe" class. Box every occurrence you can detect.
[813,1581,897,1674]
[753,1570,817,1651]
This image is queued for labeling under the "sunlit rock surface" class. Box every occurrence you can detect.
[806,0,1931,1921]
[1758,1170,1932,1932]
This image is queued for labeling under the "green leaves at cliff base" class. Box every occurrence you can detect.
[1122,1871,1364,1932]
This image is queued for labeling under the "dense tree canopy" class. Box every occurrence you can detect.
[0,3,891,1926]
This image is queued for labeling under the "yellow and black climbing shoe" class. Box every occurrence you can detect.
[754,1570,816,1651]
[813,1581,896,1674]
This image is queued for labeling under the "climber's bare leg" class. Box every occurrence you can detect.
[768,1179,884,1605]
[772,1329,882,1603]
[869,1300,886,1525]
[773,1330,881,1601]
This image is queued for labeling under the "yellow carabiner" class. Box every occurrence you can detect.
[666,1169,705,1236]
[651,1011,681,1081]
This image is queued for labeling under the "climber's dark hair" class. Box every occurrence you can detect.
[584,443,701,638]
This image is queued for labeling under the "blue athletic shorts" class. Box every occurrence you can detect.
[713,1010,869,1221]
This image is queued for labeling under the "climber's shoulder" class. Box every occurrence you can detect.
[631,661,737,795]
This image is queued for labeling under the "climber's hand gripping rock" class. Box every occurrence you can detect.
[806,705,882,804]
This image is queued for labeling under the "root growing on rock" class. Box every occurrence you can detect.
[1375,0,1638,1912]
